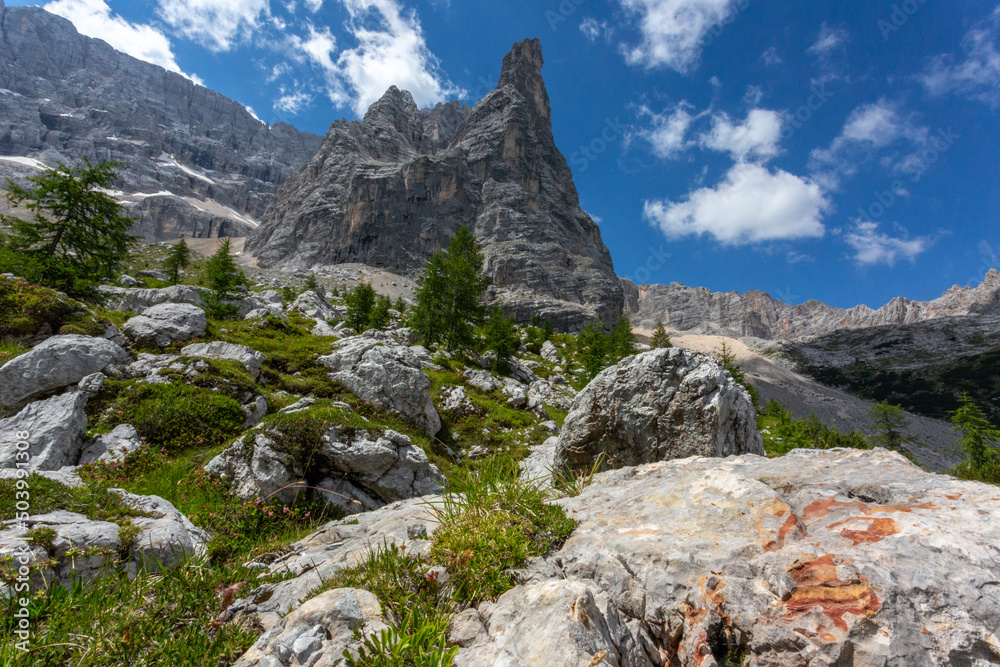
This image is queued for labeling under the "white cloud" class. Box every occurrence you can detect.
[636,103,697,160]
[274,87,313,114]
[699,108,782,162]
[761,46,782,66]
[923,7,1000,107]
[810,100,929,188]
[579,17,609,42]
[618,0,738,72]
[644,163,829,244]
[292,0,462,115]
[304,0,323,11]
[44,0,201,82]
[845,221,929,267]
[808,24,848,56]
[244,105,264,123]
[157,0,270,52]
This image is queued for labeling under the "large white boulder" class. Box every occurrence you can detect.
[97,284,207,313]
[180,341,266,379]
[0,373,105,471]
[0,335,130,410]
[122,303,207,348]
[555,348,763,473]
[319,335,441,437]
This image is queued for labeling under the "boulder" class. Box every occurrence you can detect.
[0,490,206,589]
[0,373,104,471]
[234,448,1000,666]
[463,369,503,393]
[79,424,143,466]
[205,427,444,516]
[456,580,649,667]
[110,491,208,570]
[122,303,207,348]
[290,290,338,322]
[245,306,288,322]
[97,284,207,313]
[555,348,763,473]
[180,341,266,379]
[541,340,560,362]
[137,269,170,281]
[549,449,1000,666]
[319,335,441,436]
[232,588,387,667]
[120,274,139,288]
[204,433,306,505]
[0,334,130,410]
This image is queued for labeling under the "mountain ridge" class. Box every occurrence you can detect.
[0,1,322,241]
[624,269,1000,341]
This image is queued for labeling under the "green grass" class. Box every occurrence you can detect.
[759,400,872,458]
[0,475,149,524]
[88,380,246,452]
[0,339,29,364]
[0,275,88,338]
[427,456,575,604]
[949,458,1000,486]
[0,558,264,667]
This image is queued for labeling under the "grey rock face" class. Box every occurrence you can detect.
[555,349,763,473]
[97,284,207,313]
[625,268,1000,341]
[0,489,205,589]
[246,39,623,330]
[205,427,444,516]
[0,3,322,241]
[237,448,1000,667]
[0,334,130,410]
[180,341,265,379]
[232,588,387,667]
[456,579,650,667]
[123,303,207,347]
[78,424,143,466]
[319,335,441,436]
[0,373,104,471]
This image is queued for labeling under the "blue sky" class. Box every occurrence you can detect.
[11,0,1000,309]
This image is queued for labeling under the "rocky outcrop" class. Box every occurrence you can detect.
[246,39,623,330]
[319,335,441,436]
[0,334,130,410]
[97,285,208,313]
[205,427,444,516]
[79,424,143,466]
[0,373,104,471]
[0,2,322,240]
[180,341,265,379]
[625,268,1000,341]
[555,349,763,473]
[122,303,207,347]
[236,448,1000,666]
[0,489,206,589]
[232,588,387,667]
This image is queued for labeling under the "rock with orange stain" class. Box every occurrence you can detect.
[230,448,1000,667]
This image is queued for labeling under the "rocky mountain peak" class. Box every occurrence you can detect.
[246,38,623,329]
[496,37,551,125]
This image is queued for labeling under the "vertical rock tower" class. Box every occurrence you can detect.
[246,39,623,329]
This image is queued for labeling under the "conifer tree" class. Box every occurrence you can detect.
[868,401,913,451]
[951,393,1000,471]
[345,283,377,332]
[0,158,136,295]
[650,321,672,349]
[162,239,191,285]
[609,315,636,361]
[484,305,519,375]
[203,239,249,319]
[369,294,392,330]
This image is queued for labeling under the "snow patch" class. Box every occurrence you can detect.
[0,156,46,170]
[156,153,217,185]
[0,89,24,98]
